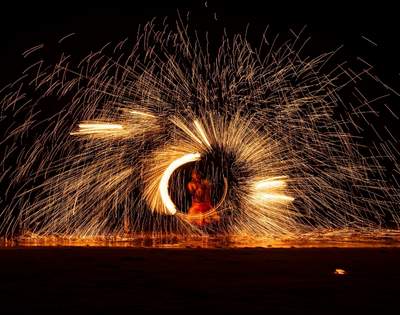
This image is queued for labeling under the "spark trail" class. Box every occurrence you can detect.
[1,19,399,240]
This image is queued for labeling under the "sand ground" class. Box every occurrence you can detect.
[0,247,399,314]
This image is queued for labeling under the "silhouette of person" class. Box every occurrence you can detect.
[187,169,219,225]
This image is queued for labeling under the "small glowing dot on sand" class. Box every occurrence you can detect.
[334,268,347,275]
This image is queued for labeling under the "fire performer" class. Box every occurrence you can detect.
[187,169,220,225]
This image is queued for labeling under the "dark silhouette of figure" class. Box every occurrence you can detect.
[187,170,219,225]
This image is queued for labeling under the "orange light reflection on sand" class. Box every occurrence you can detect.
[1,230,400,248]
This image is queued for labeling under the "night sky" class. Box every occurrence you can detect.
[2,1,400,141]
[2,1,400,86]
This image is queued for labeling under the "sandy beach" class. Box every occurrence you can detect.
[0,247,399,314]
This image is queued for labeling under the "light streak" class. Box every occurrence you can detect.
[159,153,201,215]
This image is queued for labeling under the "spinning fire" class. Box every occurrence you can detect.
[1,19,399,240]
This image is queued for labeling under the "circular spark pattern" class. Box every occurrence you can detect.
[157,152,228,220]
[159,152,201,215]
[1,20,400,238]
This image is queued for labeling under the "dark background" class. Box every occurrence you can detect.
[1,0,400,86]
